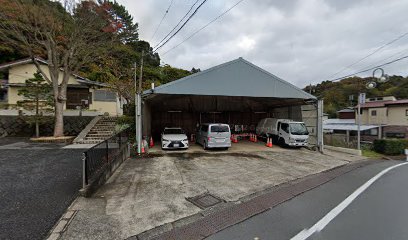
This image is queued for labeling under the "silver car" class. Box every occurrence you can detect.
[196,123,231,150]
[161,127,189,150]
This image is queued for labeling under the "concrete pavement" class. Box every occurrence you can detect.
[60,146,360,240]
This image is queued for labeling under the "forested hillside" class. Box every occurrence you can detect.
[304,76,408,117]
[0,0,197,102]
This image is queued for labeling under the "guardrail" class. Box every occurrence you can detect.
[81,128,130,196]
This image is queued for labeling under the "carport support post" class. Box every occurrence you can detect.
[136,94,142,154]
[136,51,144,155]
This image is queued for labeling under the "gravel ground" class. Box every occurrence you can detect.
[0,138,86,240]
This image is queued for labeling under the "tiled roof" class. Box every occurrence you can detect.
[359,99,408,108]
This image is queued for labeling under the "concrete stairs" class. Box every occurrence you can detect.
[74,116,117,144]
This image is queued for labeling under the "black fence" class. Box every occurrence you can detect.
[82,128,130,193]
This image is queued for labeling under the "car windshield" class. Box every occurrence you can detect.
[163,128,184,134]
[289,123,309,135]
[210,125,229,133]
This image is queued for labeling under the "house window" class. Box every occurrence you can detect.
[386,132,405,139]
[94,90,116,102]
[371,110,377,116]
[370,128,378,136]
[406,109,408,116]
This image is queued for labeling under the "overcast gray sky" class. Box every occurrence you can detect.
[117,0,408,87]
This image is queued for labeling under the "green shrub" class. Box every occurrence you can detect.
[116,115,135,141]
[373,139,408,155]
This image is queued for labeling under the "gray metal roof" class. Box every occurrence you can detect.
[144,58,316,100]
[324,124,378,131]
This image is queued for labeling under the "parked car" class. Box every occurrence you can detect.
[161,127,189,150]
[196,123,231,150]
[256,118,309,147]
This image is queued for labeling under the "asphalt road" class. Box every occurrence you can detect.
[0,139,85,240]
[208,160,406,240]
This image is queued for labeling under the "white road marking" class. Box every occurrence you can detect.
[290,162,408,240]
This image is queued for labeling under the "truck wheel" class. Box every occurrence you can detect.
[279,138,286,147]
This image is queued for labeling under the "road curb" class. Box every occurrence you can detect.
[129,159,379,240]
[46,199,79,240]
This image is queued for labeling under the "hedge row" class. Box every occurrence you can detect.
[373,139,408,155]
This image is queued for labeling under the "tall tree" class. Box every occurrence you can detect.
[107,0,139,44]
[0,0,117,136]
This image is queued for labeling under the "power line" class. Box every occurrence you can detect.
[356,47,408,72]
[153,0,208,52]
[161,0,247,56]
[153,0,201,49]
[324,31,408,80]
[329,54,408,82]
[150,0,175,41]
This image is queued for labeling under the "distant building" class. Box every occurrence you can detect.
[360,96,408,139]
[0,58,123,116]
[337,108,355,119]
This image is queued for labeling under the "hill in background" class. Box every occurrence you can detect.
[304,76,408,118]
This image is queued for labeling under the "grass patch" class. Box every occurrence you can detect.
[362,149,384,159]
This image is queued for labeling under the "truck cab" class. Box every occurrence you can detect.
[256,118,309,147]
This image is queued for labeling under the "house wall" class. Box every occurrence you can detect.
[360,107,388,125]
[7,87,21,105]
[8,64,79,85]
[387,105,408,125]
[6,63,122,115]
[88,88,121,116]
[8,63,80,107]
[359,105,408,125]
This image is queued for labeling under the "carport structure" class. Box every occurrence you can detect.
[142,58,323,149]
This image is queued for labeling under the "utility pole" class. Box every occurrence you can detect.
[357,93,365,151]
[134,62,137,149]
[136,50,144,154]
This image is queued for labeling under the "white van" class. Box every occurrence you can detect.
[196,123,231,150]
[256,118,309,147]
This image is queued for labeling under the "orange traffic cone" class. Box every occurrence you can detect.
[235,134,239,143]
[267,138,273,148]
[254,135,257,143]
[265,138,270,147]
[250,133,253,142]
[149,137,154,148]
[141,145,145,154]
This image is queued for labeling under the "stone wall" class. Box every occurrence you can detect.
[0,116,95,137]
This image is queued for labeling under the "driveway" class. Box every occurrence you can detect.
[0,138,86,240]
[60,145,364,240]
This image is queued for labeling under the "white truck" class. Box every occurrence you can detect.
[256,118,309,147]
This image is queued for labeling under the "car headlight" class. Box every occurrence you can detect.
[289,138,296,143]
[182,138,188,142]
[162,138,170,142]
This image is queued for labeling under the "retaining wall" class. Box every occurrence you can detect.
[0,116,94,137]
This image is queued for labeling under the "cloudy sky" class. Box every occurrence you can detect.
[116,0,408,87]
